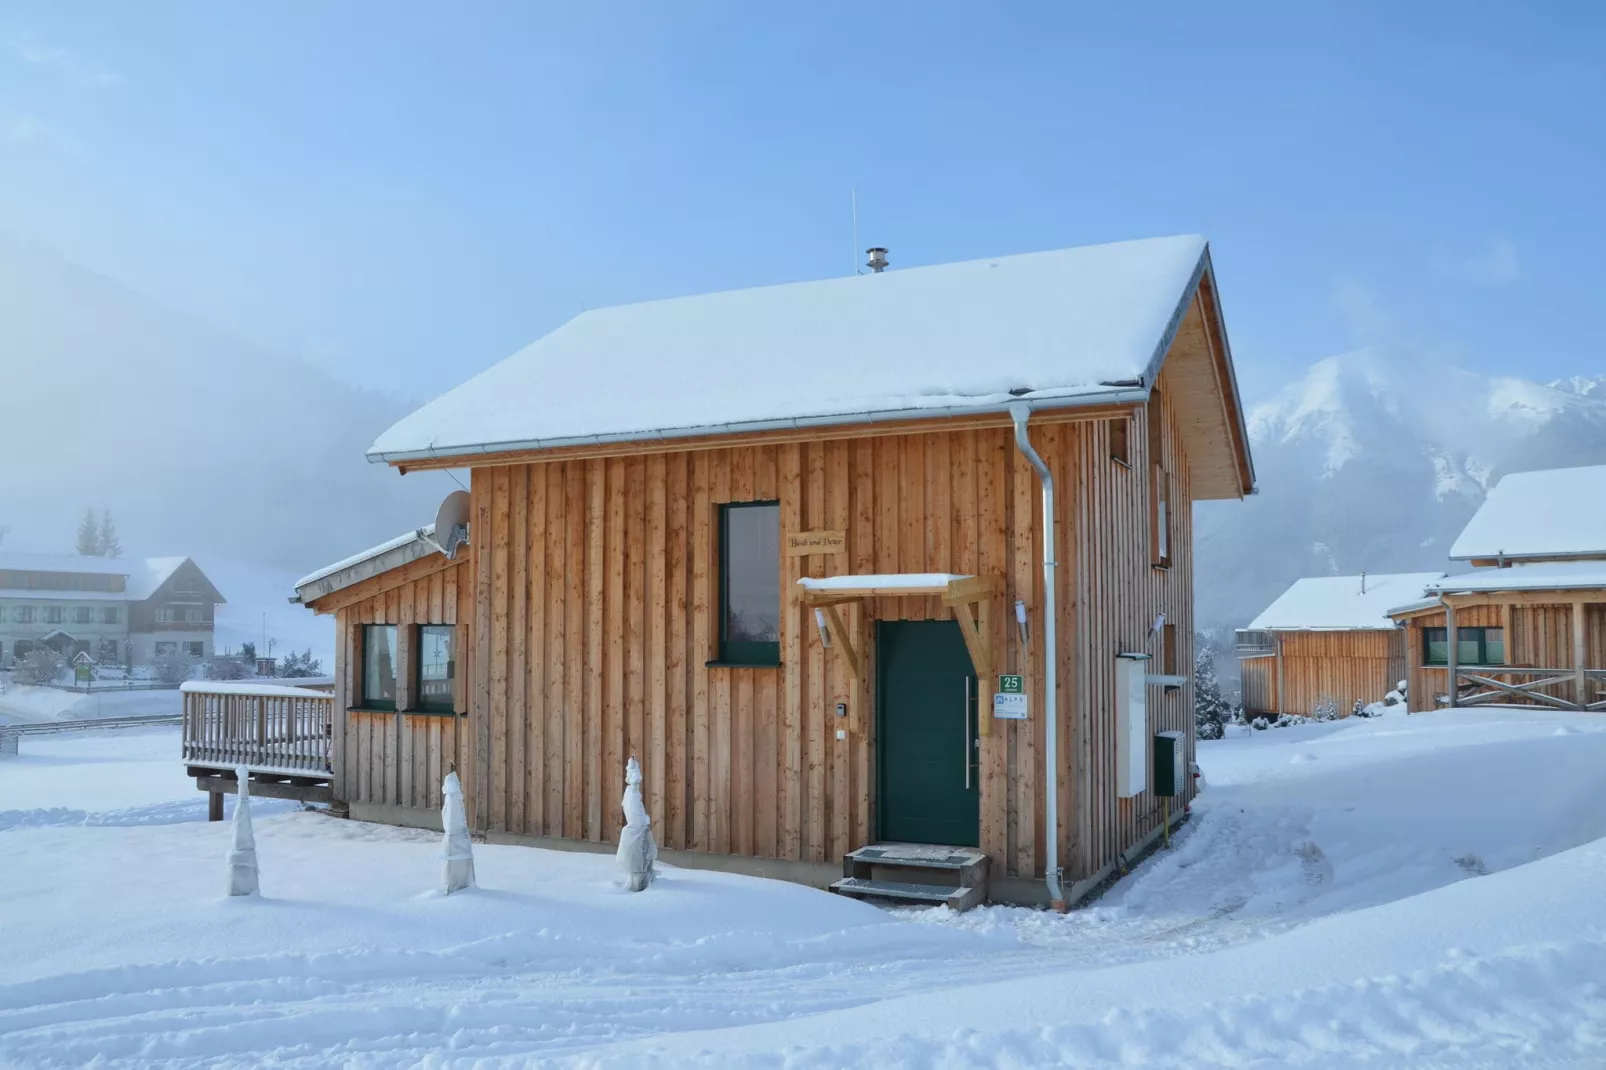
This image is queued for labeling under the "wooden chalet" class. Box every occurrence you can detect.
[1387,464,1606,712]
[292,235,1256,908]
[1238,572,1442,718]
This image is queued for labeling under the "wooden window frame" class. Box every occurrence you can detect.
[714,500,782,667]
[413,624,458,714]
[361,623,399,711]
[1423,626,1504,666]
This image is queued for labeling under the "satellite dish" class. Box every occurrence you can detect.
[432,490,472,559]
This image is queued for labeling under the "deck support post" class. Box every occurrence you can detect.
[1444,598,1458,709]
[1573,600,1588,708]
[208,789,224,822]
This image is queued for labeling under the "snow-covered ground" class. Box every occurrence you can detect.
[0,680,181,725]
[2,711,1605,1067]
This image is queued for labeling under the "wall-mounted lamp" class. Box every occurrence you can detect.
[814,608,831,648]
[1014,600,1030,647]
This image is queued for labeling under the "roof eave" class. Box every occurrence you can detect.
[365,386,1153,468]
[294,533,440,607]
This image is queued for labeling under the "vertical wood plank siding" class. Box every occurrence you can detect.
[335,370,1200,883]
[1403,602,1599,709]
[410,373,1196,882]
[1241,630,1406,717]
[331,557,475,819]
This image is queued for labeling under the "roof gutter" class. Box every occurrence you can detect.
[366,387,1152,467]
[1008,401,1066,911]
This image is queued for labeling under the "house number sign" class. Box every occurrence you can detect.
[994,674,1028,719]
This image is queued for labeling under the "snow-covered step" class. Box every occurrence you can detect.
[829,876,985,910]
[844,843,988,871]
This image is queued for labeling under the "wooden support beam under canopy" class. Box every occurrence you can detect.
[797,572,1003,732]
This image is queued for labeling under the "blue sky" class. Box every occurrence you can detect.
[2,2,1602,402]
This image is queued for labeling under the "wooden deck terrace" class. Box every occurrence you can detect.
[180,682,336,819]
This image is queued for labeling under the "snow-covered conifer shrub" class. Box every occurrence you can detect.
[151,649,194,685]
[1272,713,1310,728]
[1250,716,1271,731]
[1193,642,1237,741]
[15,647,66,685]
[276,649,324,678]
[1311,696,1340,722]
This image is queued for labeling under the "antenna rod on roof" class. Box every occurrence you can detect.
[851,187,860,275]
[1361,571,1367,595]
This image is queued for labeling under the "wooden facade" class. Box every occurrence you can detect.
[1394,596,1606,711]
[1241,629,1406,718]
[297,252,1255,903]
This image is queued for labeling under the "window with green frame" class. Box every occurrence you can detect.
[415,625,456,713]
[717,501,781,666]
[362,624,398,710]
[1423,626,1504,666]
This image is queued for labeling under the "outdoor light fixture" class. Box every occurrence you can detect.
[1014,600,1029,646]
[814,608,831,647]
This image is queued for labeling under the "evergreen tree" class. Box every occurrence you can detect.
[76,508,101,555]
[98,510,122,558]
[1193,641,1236,741]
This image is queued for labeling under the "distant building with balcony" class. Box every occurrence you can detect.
[0,554,225,668]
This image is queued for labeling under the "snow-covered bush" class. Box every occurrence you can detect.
[1312,696,1340,722]
[1351,699,1366,718]
[15,647,66,685]
[150,650,194,686]
[1250,716,1271,731]
[617,756,658,892]
[276,649,324,678]
[204,656,251,681]
[1193,643,1238,741]
[1272,713,1310,728]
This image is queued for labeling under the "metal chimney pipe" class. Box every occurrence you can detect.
[866,247,888,273]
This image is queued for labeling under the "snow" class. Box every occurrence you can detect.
[0,682,181,725]
[0,554,189,601]
[0,551,132,575]
[5,711,1606,1065]
[178,680,330,699]
[1428,560,1606,595]
[798,572,969,591]
[368,236,1207,462]
[1450,463,1606,560]
[293,524,434,590]
[1248,572,1444,630]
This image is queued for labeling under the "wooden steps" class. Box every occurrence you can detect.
[829,843,989,911]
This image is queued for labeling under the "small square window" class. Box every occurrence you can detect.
[416,625,456,713]
[363,625,398,710]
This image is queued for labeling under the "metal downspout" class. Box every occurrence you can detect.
[1008,402,1065,910]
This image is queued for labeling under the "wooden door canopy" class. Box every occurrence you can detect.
[797,572,1001,699]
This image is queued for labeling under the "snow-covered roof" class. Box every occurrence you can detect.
[0,553,209,602]
[1249,573,1446,631]
[1450,465,1606,561]
[368,235,1210,464]
[294,526,442,605]
[124,557,189,600]
[0,552,131,576]
[1426,561,1606,596]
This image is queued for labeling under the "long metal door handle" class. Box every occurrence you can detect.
[962,676,971,789]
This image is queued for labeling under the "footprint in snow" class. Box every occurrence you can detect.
[1290,752,1318,764]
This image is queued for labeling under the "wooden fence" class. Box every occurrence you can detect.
[181,683,334,777]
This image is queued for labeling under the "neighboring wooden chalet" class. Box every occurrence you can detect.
[1386,465,1606,712]
[1238,572,1442,718]
[294,235,1257,908]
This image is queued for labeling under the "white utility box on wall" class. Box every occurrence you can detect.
[1115,653,1150,798]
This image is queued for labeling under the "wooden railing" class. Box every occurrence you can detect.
[180,682,334,777]
[1451,667,1606,712]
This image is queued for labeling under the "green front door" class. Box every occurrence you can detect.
[877,620,980,847]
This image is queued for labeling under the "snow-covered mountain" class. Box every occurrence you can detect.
[0,233,456,584]
[1196,351,1606,632]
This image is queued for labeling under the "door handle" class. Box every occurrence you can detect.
[962,676,971,790]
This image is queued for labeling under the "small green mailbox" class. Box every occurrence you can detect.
[1153,731,1186,798]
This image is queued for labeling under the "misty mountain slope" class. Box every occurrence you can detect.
[1196,351,1606,632]
[0,233,454,577]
